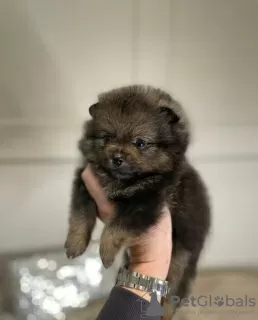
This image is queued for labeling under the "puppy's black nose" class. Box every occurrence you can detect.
[111,154,123,167]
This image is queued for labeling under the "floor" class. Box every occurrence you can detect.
[66,270,258,320]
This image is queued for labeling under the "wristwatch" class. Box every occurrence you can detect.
[115,267,170,298]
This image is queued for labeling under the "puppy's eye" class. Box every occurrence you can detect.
[101,135,112,143]
[133,138,147,148]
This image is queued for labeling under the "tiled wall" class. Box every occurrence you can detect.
[0,0,258,267]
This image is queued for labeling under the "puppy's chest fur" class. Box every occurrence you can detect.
[91,163,171,201]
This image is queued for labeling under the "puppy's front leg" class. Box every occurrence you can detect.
[99,198,161,268]
[99,218,138,268]
[65,167,97,259]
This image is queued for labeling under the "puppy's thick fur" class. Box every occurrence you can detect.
[65,85,211,318]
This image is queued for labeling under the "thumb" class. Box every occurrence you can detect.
[81,166,114,221]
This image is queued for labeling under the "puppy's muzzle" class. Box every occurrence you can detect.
[108,153,128,170]
[110,153,123,167]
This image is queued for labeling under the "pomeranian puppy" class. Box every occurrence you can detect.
[65,85,211,317]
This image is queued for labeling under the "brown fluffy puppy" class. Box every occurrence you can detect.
[65,85,211,318]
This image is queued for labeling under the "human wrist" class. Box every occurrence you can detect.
[116,262,168,302]
[118,286,153,301]
[128,261,169,281]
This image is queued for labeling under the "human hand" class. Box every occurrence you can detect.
[82,166,172,298]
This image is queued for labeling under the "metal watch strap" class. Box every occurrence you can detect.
[115,267,170,298]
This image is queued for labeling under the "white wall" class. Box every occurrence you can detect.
[0,0,257,268]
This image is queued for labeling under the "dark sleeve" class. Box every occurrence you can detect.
[96,286,162,320]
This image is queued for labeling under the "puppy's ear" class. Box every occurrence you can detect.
[159,106,179,125]
[89,103,99,117]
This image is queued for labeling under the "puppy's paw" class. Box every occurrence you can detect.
[99,241,116,268]
[64,234,88,259]
[65,214,94,259]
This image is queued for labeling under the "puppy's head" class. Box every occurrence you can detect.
[80,85,190,180]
